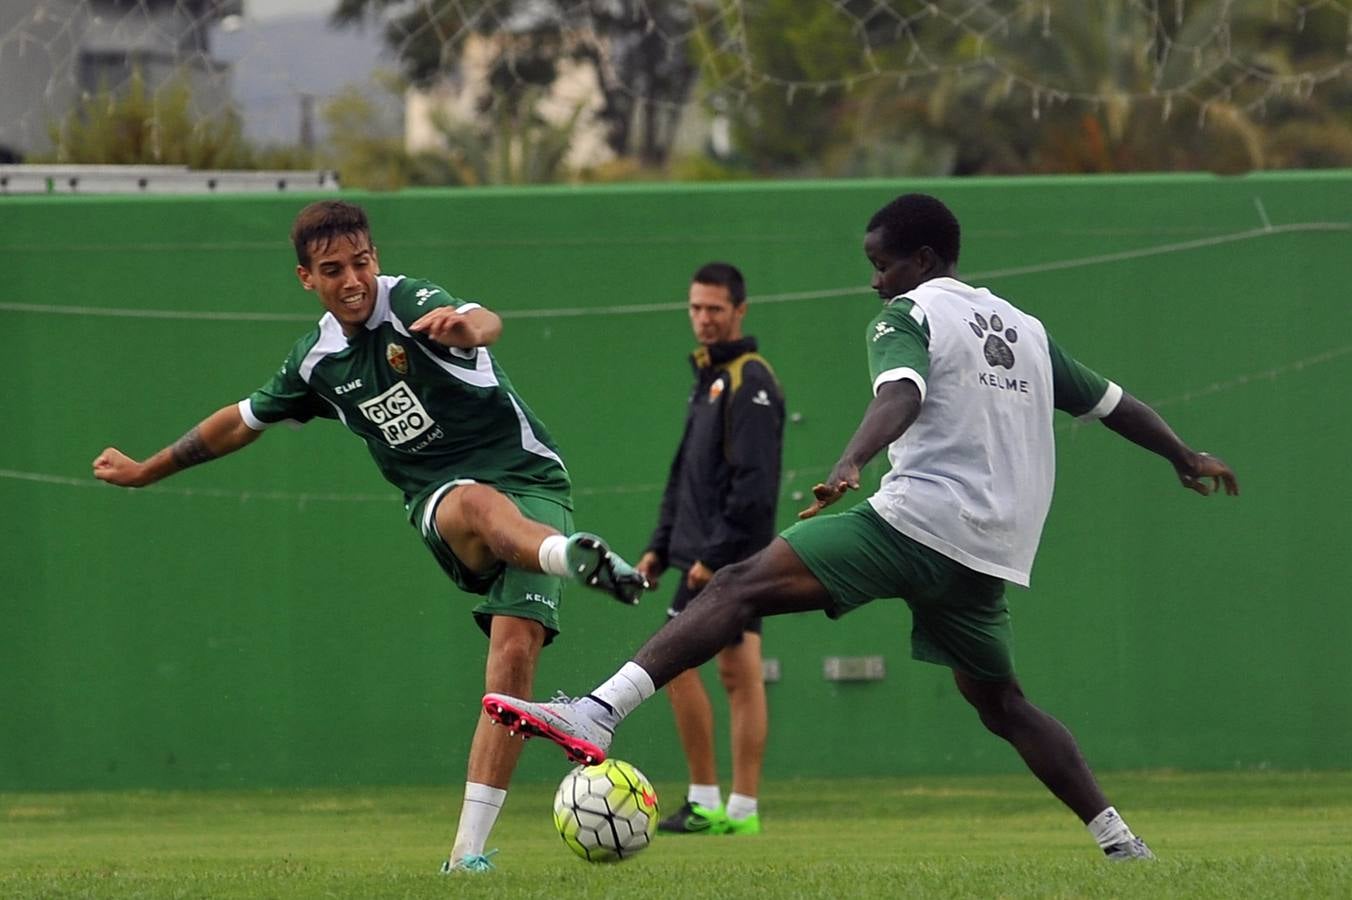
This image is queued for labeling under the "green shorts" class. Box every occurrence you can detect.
[780,503,1013,680]
[408,480,573,645]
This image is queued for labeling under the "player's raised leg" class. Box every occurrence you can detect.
[483,539,829,762]
[953,671,1155,860]
[434,482,647,604]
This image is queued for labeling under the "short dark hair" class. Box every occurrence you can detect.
[866,194,961,266]
[692,261,747,305]
[291,200,371,267]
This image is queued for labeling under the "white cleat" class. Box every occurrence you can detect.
[482,692,613,765]
[1104,837,1156,861]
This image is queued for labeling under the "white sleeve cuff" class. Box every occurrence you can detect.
[239,398,306,431]
[873,367,927,401]
[237,399,269,431]
[456,301,483,314]
[1077,380,1122,421]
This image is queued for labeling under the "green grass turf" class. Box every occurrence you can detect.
[4,771,1351,898]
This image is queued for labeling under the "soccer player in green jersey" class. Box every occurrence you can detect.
[483,193,1239,861]
[92,199,647,874]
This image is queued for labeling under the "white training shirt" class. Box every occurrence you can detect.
[864,277,1119,586]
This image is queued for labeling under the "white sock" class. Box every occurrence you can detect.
[688,784,722,810]
[1087,806,1135,849]
[450,782,506,860]
[537,534,569,576]
[726,793,758,821]
[585,661,656,727]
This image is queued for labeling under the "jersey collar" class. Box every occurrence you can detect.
[691,335,758,370]
[362,275,394,332]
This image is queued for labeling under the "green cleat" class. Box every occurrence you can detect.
[440,849,498,873]
[564,532,648,605]
[723,812,761,836]
[657,800,729,835]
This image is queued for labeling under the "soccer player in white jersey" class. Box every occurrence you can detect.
[483,193,1239,861]
[92,200,647,874]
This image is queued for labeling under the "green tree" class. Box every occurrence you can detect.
[698,0,1352,176]
[311,74,487,189]
[331,0,699,165]
[430,86,584,185]
[315,84,419,190]
[43,69,253,167]
[932,0,1352,174]
[697,0,861,174]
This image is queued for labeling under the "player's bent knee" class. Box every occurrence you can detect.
[718,555,761,582]
[956,676,1026,737]
[432,483,478,538]
[717,667,755,695]
[709,560,763,602]
[435,484,515,569]
[448,483,502,525]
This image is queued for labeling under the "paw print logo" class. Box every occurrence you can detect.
[968,311,1018,369]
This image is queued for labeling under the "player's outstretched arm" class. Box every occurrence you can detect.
[93,403,264,489]
[799,379,923,519]
[409,306,503,349]
[1100,391,1239,496]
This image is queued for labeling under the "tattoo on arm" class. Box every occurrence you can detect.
[170,426,217,470]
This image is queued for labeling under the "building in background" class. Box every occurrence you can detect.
[404,31,617,174]
[402,31,720,180]
[210,6,390,148]
[0,0,240,160]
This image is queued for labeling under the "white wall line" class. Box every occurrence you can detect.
[1253,197,1273,231]
[2,221,1346,322]
[1055,341,1352,435]
[964,222,1346,282]
[9,341,1349,503]
[0,303,318,322]
[0,468,663,503]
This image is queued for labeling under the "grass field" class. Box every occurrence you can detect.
[4,771,1351,899]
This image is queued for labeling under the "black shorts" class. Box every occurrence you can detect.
[666,570,763,639]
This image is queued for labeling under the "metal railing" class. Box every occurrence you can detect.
[0,165,340,195]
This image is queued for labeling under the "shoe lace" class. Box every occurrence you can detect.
[543,692,614,743]
[1104,837,1150,858]
[451,848,499,872]
[594,553,646,605]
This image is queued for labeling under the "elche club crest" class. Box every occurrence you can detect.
[386,342,409,374]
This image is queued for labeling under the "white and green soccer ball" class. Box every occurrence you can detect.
[553,758,659,862]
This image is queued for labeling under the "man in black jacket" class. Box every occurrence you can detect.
[636,262,785,836]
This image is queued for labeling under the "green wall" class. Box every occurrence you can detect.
[2,172,1349,790]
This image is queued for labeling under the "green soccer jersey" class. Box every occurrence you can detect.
[241,274,571,510]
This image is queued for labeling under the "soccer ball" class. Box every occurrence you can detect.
[553,758,659,862]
